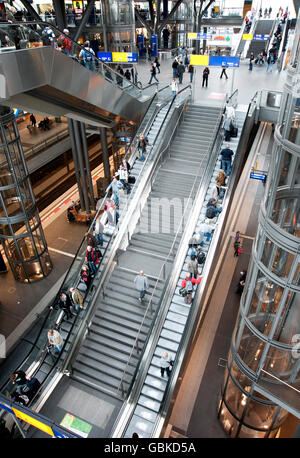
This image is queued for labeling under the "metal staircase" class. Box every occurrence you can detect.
[69,104,222,398]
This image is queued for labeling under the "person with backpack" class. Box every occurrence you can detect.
[58,29,72,56]
[134,270,149,302]
[195,246,206,266]
[10,370,28,394]
[180,274,201,304]
[79,41,95,71]
[80,264,92,289]
[187,254,198,279]
[206,198,222,221]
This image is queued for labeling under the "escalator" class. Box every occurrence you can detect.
[0,22,156,127]
[246,19,275,58]
[67,104,223,397]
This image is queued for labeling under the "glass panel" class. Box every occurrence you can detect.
[261,345,296,382]
[237,324,266,372]
[278,150,291,187]
[219,403,240,437]
[273,291,300,345]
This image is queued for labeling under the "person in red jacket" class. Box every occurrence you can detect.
[181,274,201,304]
[58,29,72,56]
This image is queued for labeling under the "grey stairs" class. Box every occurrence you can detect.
[124,107,248,438]
[71,103,222,398]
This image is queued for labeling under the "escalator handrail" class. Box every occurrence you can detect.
[0,88,170,395]
[0,21,144,93]
[61,87,189,374]
[113,99,227,435]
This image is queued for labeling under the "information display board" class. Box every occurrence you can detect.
[190,55,239,67]
[188,33,213,40]
[97,52,138,63]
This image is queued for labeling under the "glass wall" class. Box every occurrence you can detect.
[0,107,52,282]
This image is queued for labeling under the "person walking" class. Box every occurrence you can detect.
[85,231,98,248]
[47,329,64,354]
[202,67,210,87]
[69,287,84,312]
[188,63,194,83]
[220,143,234,175]
[177,61,185,84]
[154,56,160,73]
[134,270,149,302]
[266,54,273,72]
[171,78,178,97]
[172,58,179,78]
[234,239,242,257]
[147,44,152,61]
[160,351,173,377]
[30,114,36,127]
[148,63,159,84]
[124,69,131,81]
[116,164,131,194]
[184,53,189,70]
[10,370,28,394]
[205,198,222,220]
[220,62,228,79]
[187,254,198,279]
[249,52,254,71]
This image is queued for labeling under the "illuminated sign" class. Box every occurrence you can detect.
[253,34,270,41]
[97,52,138,63]
[243,34,253,40]
[250,172,267,181]
[12,407,55,436]
[190,55,239,67]
[188,33,213,40]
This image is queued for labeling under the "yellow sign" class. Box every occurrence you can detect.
[242,34,253,40]
[190,55,209,66]
[12,407,54,436]
[112,52,128,63]
[188,33,198,40]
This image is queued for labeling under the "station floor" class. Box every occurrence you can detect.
[0,51,292,437]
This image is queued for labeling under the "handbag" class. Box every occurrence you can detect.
[179,287,187,297]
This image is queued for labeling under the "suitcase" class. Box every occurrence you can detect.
[128,176,136,184]
[230,127,238,138]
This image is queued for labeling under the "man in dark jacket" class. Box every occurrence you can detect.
[202,67,210,87]
[172,58,179,78]
[177,61,185,84]
[57,292,73,320]
[220,143,234,176]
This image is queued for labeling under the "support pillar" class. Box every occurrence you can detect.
[52,0,66,30]
[0,106,52,283]
[80,122,95,210]
[73,120,90,214]
[74,0,96,42]
[100,127,111,180]
[67,118,85,211]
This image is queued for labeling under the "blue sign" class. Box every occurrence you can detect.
[253,34,270,41]
[97,52,112,62]
[198,33,213,40]
[127,52,138,63]
[120,137,131,142]
[151,34,158,57]
[209,56,240,67]
[250,172,267,181]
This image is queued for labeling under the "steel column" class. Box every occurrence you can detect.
[68,118,85,210]
[100,127,111,180]
[74,0,96,43]
[73,120,90,213]
[80,122,95,210]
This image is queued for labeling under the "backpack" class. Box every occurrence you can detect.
[179,287,187,297]
[197,251,206,264]
[186,279,193,293]
[206,206,216,219]
[207,198,216,206]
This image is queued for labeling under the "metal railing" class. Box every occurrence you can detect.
[0,87,172,399]
[0,21,152,98]
[117,93,225,399]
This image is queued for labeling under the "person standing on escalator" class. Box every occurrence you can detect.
[58,29,72,56]
[79,41,95,72]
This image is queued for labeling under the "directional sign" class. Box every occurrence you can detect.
[190,55,239,67]
[250,172,267,181]
[97,52,138,63]
[188,33,213,40]
[253,34,270,41]
[243,34,253,40]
